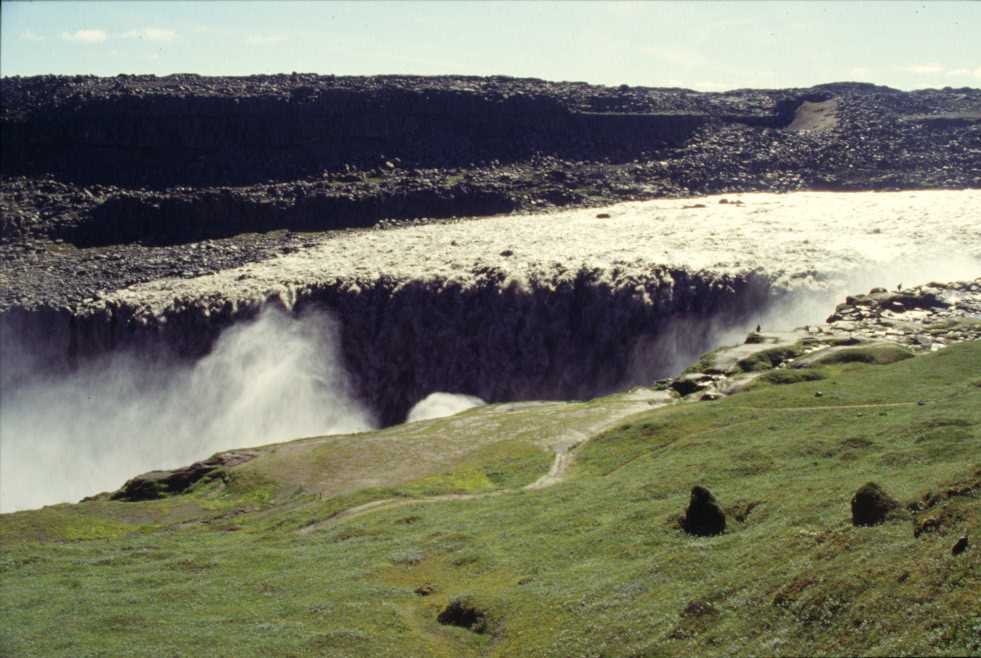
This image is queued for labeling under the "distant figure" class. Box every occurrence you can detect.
[756,324,761,333]
[897,283,903,291]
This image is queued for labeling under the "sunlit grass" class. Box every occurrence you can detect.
[1,343,978,657]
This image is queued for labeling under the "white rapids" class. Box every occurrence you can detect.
[95,190,981,317]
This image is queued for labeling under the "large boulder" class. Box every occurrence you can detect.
[850,482,899,526]
[682,485,727,536]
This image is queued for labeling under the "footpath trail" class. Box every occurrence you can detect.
[300,397,923,533]
[300,397,666,533]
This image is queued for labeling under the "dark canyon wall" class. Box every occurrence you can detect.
[0,267,774,425]
[2,85,709,187]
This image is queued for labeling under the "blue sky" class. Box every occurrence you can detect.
[2,1,979,90]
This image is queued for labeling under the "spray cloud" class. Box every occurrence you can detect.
[0,307,374,513]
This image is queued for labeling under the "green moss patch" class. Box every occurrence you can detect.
[812,344,914,366]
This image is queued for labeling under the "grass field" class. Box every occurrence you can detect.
[1,342,979,657]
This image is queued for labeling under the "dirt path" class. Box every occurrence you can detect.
[300,397,665,533]
[298,396,924,534]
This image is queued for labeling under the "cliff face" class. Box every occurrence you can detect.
[2,80,712,187]
[65,185,519,247]
[0,267,771,425]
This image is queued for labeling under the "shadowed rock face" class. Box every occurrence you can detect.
[1,76,711,187]
[0,267,772,425]
[4,188,979,424]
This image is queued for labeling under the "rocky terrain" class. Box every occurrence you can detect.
[2,75,980,314]
[665,278,981,402]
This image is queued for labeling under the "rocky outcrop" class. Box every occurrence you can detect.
[437,596,488,633]
[821,280,981,349]
[110,450,256,501]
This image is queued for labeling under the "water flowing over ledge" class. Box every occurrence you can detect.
[1,190,979,510]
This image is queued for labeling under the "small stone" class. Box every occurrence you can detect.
[952,534,969,556]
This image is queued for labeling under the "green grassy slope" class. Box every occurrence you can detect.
[1,343,979,657]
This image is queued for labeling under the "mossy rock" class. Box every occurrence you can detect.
[759,368,827,385]
[814,345,914,366]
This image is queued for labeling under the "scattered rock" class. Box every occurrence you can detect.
[951,534,969,555]
[414,584,436,596]
[682,485,727,536]
[850,482,900,526]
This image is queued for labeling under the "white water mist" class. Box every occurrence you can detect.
[406,392,486,423]
[0,307,375,513]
